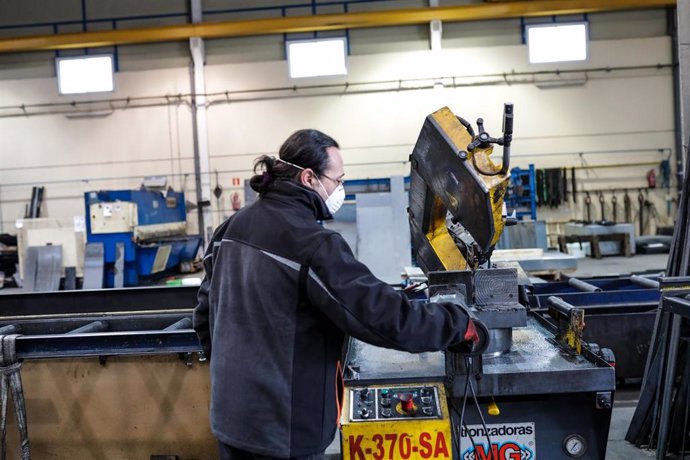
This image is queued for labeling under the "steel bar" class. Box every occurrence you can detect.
[630,275,661,289]
[657,315,682,458]
[163,317,193,331]
[664,295,690,318]
[568,277,603,293]
[14,330,201,359]
[0,286,197,318]
[0,0,675,53]
[547,296,579,316]
[67,320,108,334]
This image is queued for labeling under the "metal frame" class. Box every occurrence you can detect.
[0,286,201,359]
[0,0,676,54]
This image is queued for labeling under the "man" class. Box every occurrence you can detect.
[194,129,483,460]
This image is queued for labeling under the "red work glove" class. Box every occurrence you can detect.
[448,317,489,355]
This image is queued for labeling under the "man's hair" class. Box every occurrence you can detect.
[249,129,339,194]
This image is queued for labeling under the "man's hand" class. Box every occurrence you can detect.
[448,317,489,355]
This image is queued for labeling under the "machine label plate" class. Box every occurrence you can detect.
[460,422,536,460]
[344,430,451,460]
[341,383,452,460]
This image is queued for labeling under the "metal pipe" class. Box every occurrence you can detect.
[657,315,682,458]
[547,296,579,315]
[630,275,661,289]
[668,7,684,192]
[568,278,603,293]
[67,321,108,334]
[163,317,193,331]
[0,0,676,54]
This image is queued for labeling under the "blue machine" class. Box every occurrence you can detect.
[84,189,202,287]
[506,164,537,220]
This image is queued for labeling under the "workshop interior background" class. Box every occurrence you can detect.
[0,1,676,237]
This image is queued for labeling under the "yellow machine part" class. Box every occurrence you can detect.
[341,383,452,460]
[422,107,510,270]
[425,196,469,271]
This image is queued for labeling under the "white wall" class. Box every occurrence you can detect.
[0,10,676,236]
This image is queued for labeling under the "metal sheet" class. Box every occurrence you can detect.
[492,250,578,273]
[82,242,104,290]
[356,176,411,284]
[450,316,614,397]
[29,245,62,292]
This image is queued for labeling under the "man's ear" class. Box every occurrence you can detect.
[299,168,315,187]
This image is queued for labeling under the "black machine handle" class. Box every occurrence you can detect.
[466,102,513,176]
[500,102,513,174]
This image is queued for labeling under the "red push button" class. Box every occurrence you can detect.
[400,393,416,414]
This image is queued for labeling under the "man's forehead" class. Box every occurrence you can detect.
[326,146,345,174]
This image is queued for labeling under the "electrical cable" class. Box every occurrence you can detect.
[466,356,495,460]
[448,360,474,457]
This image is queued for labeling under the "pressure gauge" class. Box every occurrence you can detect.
[563,434,587,458]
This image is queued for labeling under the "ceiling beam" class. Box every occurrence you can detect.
[0,0,676,54]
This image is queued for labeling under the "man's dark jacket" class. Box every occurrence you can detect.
[193,180,473,458]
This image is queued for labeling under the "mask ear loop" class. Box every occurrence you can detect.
[316,177,332,198]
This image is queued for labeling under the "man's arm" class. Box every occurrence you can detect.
[192,218,233,359]
[306,233,479,353]
[193,249,214,358]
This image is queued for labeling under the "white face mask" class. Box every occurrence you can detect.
[317,179,345,214]
[274,157,344,214]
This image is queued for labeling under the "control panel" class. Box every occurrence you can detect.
[349,385,442,422]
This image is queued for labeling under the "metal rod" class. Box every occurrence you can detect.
[163,317,193,331]
[630,275,661,289]
[657,315,682,458]
[567,278,603,293]
[682,339,690,456]
[547,296,579,315]
[66,321,108,335]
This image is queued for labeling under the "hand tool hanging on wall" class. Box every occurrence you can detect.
[213,170,223,213]
[598,191,606,222]
[584,191,592,223]
[545,168,562,208]
[562,168,568,202]
[638,190,645,235]
[571,168,577,203]
[536,169,545,207]
[624,191,632,223]
[611,193,618,223]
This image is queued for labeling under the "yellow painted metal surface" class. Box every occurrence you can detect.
[426,196,468,271]
[423,107,510,269]
[0,0,675,54]
[341,384,452,460]
[4,356,214,460]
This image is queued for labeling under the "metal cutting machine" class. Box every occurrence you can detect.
[340,105,616,460]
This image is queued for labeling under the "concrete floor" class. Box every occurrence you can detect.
[607,388,656,460]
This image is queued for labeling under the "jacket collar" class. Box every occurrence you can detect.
[262,180,333,221]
